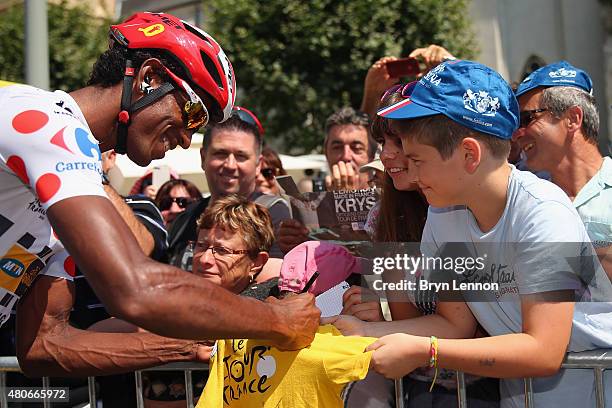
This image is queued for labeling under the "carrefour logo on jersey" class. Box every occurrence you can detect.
[50,126,103,174]
[51,126,102,161]
[0,258,24,278]
[55,160,103,174]
[74,128,102,160]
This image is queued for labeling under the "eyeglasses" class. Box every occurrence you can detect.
[163,66,210,131]
[159,196,195,211]
[193,240,250,257]
[381,81,418,102]
[232,106,265,136]
[261,167,277,180]
[519,108,548,128]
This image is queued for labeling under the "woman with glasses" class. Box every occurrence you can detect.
[155,179,202,227]
[256,146,288,196]
[192,194,278,295]
[143,194,279,407]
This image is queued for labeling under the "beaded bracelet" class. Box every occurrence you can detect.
[428,336,439,392]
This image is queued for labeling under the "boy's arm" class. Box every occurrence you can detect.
[326,299,477,339]
[367,292,574,379]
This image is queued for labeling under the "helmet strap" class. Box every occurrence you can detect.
[115,59,176,155]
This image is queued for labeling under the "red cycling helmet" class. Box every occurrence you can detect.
[111,12,236,122]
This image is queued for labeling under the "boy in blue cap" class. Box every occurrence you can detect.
[326,60,612,408]
[513,61,610,275]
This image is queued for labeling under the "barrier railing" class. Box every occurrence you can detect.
[1,350,610,408]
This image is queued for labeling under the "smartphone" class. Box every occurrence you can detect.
[312,178,325,193]
[386,57,421,78]
[152,165,171,188]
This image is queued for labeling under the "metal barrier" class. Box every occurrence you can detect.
[0,351,610,408]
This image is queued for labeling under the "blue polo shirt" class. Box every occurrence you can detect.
[573,156,612,248]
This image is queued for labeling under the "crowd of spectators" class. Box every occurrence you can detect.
[0,10,610,408]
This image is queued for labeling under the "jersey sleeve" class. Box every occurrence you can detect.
[419,215,438,258]
[321,325,374,384]
[0,89,107,210]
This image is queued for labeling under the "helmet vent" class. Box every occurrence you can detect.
[183,22,213,46]
[200,51,223,89]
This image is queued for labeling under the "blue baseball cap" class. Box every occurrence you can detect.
[377,60,519,140]
[515,61,593,97]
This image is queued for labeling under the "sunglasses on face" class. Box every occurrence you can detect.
[159,196,195,211]
[232,107,265,136]
[519,108,548,128]
[261,167,277,180]
[381,81,418,102]
[163,66,209,131]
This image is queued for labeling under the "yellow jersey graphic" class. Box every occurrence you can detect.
[197,325,374,408]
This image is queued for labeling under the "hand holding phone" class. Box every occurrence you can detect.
[386,57,421,78]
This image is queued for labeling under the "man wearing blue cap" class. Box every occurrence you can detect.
[514,61,610,275]
[327,60,612,408]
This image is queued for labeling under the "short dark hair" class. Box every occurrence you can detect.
[392,115,511,160]
[325,107,370,134]
[324,107,376,160]
[88,44,222,122]
[154,179,202,209]
[202,115,263,155]
[261,147,287,176]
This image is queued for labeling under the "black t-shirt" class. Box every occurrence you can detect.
[71,196,168,329]
[165,196,211,270]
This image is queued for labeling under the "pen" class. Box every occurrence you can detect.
[300,271,319,294]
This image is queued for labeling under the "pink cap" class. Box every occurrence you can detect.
[279,241,364,295]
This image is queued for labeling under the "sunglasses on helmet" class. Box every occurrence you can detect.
[381,81,418,102]
[163,66,209,131]
[159,196,195,211]
[232,106,265,136]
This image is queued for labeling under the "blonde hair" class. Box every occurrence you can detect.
[197,195,274,258]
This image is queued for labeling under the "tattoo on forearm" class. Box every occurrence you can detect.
[479,358,495,367]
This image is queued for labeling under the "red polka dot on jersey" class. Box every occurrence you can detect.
[12,110,49,133]
[35,173,61,203]
[63,256,76,277]
[6,155,29,185]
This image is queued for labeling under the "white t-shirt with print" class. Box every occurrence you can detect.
[0,85,107,325]
[420,166,612,408]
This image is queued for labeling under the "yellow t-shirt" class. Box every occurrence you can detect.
[196,324,375,408]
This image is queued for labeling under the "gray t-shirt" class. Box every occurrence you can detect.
[421,166,612,408]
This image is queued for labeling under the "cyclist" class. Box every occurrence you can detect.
[0,12,318,376]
